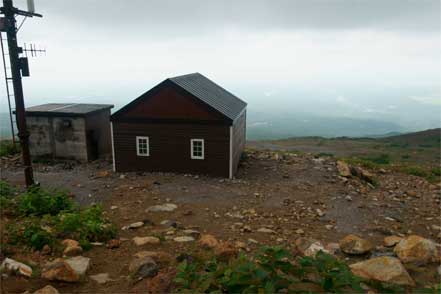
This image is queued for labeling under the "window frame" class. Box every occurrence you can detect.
[190,139,205,160]
[136,136,150,157]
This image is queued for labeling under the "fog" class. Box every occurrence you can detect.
[1,0,440,138]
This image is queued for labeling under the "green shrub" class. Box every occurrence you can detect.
[316,152,334,158]
[0,180,15,198]
[403,166,428,178]
[343,157,378,170]
[55,205,116,246]
[5,183,116,250]
[0,140,20,157]
[298,251,363,292]
[6,217,56,250]
[7,205,116,250]
[174,247,365,293]
[431,167,441,177]
[362,153,391,165]
[18,186,75,216]
[0,180,17,212]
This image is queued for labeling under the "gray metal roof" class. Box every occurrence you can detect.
[25,103,114,117]
[169,73,247,120]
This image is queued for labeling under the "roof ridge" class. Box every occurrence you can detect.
[167,72,247,120]
[169,72,201,80]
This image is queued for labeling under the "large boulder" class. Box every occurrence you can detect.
[62,239,83,256]
[394,235,437,265]
[33,285,60,294]
[41,256,90,282]
[350,256,415,286]
[146,268,176,294]
[65,256,90,277]
[337,161,351,177]
[350,167,375,184]
[215,241,238,261]
[41,259,80,282]
[129,257,158,279]
[0,258,33,278]
[384,236,403,247]
[198,234,219,249]
[339,234,373,255]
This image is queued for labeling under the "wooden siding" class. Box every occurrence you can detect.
[231,109,246,176]
[113,122,230,177]
[117,83,225,122]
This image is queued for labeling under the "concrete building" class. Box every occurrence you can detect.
[24,103,114,161]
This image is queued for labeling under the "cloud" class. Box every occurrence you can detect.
[14,0,441,39]
[409,95,441,105]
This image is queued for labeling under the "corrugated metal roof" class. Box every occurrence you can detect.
[25,103,114,116]
[169,73,247,120]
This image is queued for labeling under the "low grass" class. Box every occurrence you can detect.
[1,181,116,250]
[0,140,20,157]
[398,166,441,183]
[341,156,441,183]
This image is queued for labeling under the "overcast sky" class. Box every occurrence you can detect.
[2,0,441,131]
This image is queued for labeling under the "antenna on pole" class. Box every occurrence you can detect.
[0,0,43,187]
[26,0,35,13]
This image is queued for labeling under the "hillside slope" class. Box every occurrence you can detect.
[248,128,440,167]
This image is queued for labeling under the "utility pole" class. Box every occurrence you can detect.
[1,0,42,187]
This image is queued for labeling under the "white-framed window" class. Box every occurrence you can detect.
[136,136,150,156]
[191,139,204,160]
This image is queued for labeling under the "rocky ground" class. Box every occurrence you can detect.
[1,148,440,293]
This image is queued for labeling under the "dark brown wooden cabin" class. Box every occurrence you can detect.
[111,73,247,178]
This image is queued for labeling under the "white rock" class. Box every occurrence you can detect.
[304,242,329,257]
[248,238,259,244]
[0,258,32,278]
[128,222,144,229]
[257,228,277,234]
[90,242,104,246]
[173,236,195,242]
[133,236,160,246]
[146,203,178,212]
[90,273,112,284]
[65,256,90,277]
[33,285,59,294]
[316,209,325,217]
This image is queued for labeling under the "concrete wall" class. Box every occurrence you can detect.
[27,115,88,161]
[85,109,112,159]
[53,117,88,161]
[27,116,52,157]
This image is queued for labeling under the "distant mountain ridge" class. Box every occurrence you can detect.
[379,128,440,147]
